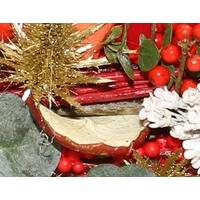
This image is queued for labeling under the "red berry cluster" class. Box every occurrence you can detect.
[180,79,198,95]
[135,134,183,162]
[148,65,171,87]
[57,147,95,176]
[147,23,200,96]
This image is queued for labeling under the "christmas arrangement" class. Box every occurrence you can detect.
[0,23,199,177]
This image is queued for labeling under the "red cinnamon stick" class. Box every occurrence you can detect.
[0,82,21,91]
[95,70,147,82]
[75,87,154,105]
[72,80,151,95]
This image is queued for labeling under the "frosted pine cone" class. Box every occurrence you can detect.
[139,84,200,174]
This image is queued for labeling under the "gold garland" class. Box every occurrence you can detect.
[0,23,110,107]
[133,150,191,177]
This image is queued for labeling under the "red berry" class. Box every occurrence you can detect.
[186,55,200,72]
[67,150,81,162]
[172,36,179,45]
[192,24,200,40]
[148,65,171,87]
[188,44,197,56]
[190,23,197,27]
[144,141,160,158]
[166,135,182,148]
[128,52,139,64]
[156,23,165,34]
[136,147,145,156]
[174,24,193,41]
[180,79,198,95]
[154,33,163,49]
[57,157,72,173]
[0,23,14,42]
[160,147,172,155]
[155,136,168,149]
[172,23,179,30]
[159,157,167,166]
[161,44,181,64]
[72,161,85,174]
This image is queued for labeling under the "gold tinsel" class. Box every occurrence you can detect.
[0,23,109,107]
[133,150,191,177]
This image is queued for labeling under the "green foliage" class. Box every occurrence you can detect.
[0,93,61,177]
[105,26,122,44]
[104,46,118,63]
[87,163,156,177]
[104,25,123,63]
[138,38,160,72]
[117,52,134,80]
[104,24,134,80]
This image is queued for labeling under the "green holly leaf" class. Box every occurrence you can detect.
[138,38,160,72]
[0,93,61,177]
[87,164,156,177]
[163,23,173,47]
[105,25,122,44]
[117,52,134,80]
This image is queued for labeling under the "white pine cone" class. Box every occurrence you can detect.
[139,84,200,174]
[183,138,200,174]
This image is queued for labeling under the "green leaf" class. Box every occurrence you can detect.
[104,46,118,63]
[0,93,61,177]
[121,165,156,177]
[163,23,173,47]
[120,24,128,50]
[139,34,146,46]
[105,25,122,44]
[138,38,160,72]
[107,44,121,52]
[87,164,122,177]
[117,52,134,80]
[87,164,156,177]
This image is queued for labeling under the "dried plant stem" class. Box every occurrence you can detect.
[151,23,157,39]
[175,46,188,93]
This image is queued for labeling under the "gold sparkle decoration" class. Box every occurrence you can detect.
[133,150,191,177]
[0,23,110,107]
